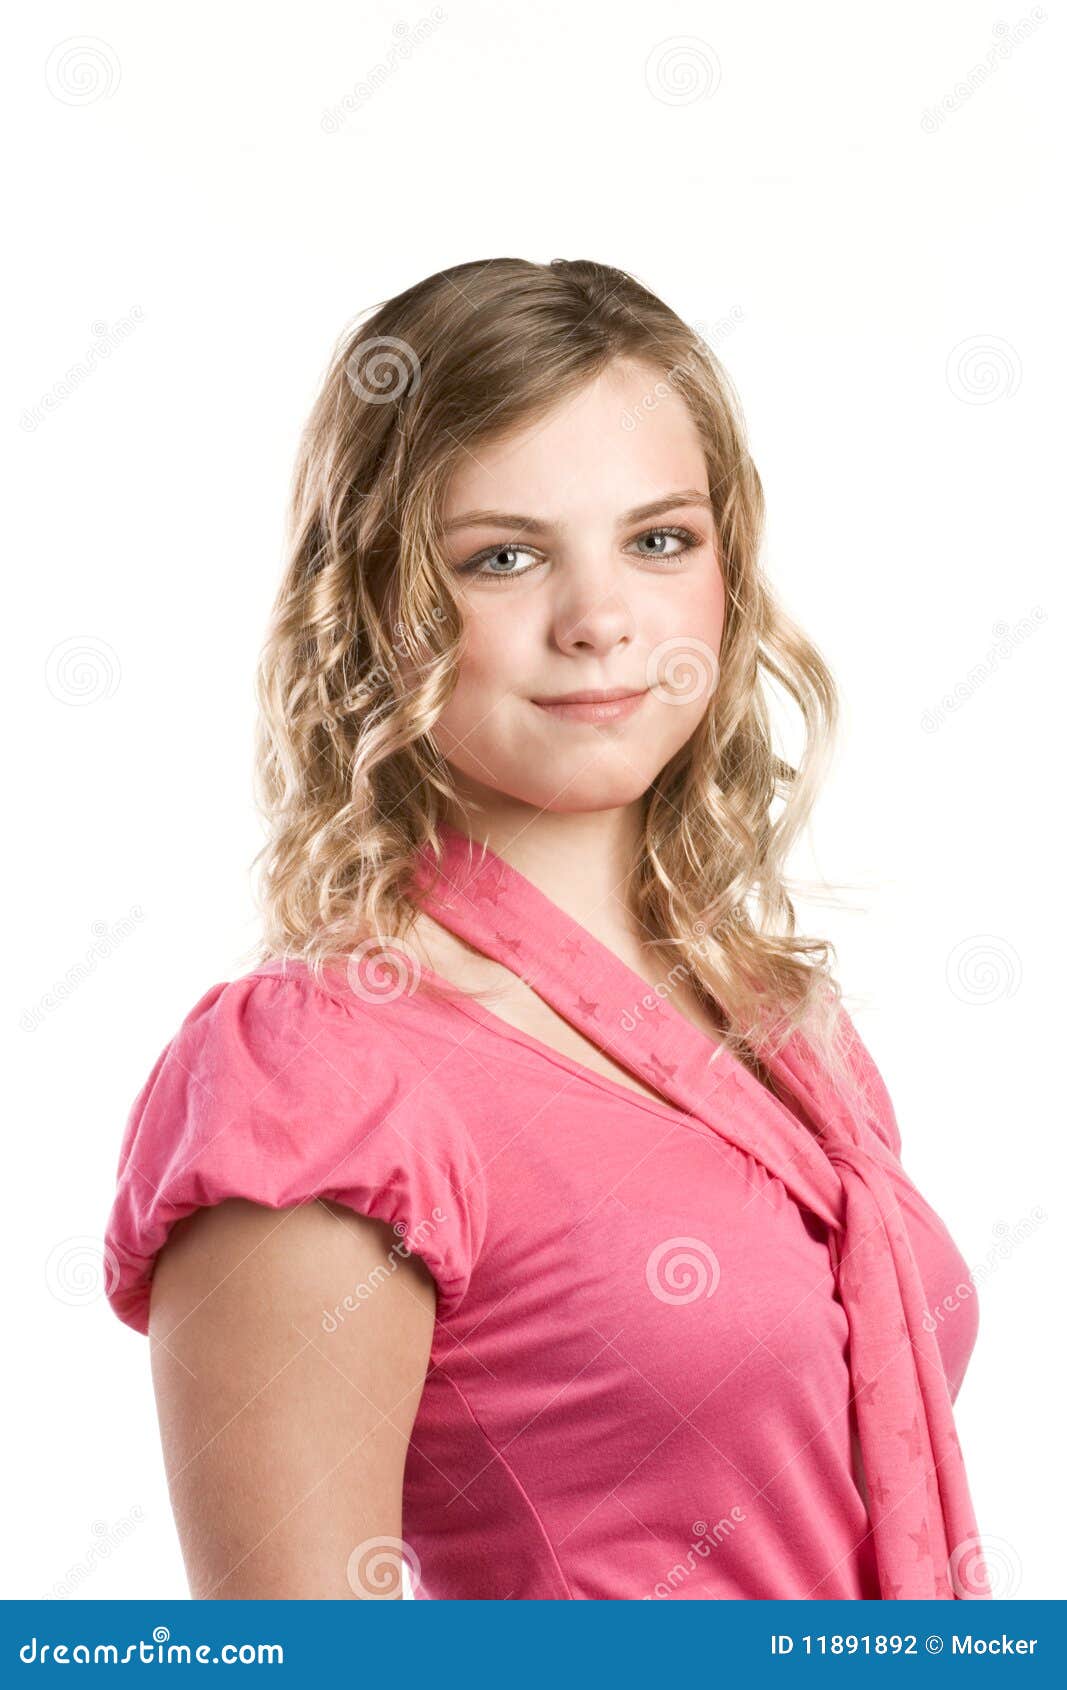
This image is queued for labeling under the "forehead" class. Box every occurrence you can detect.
[441,359,709,522]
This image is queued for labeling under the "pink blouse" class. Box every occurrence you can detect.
[104,822,987,1601]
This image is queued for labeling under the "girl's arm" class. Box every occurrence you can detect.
[146,1195,436,1598]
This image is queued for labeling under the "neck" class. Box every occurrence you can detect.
[441,795,650,957]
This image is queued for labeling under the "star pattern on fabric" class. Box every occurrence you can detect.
[470,873,507,907]
[494,931,525,958]
[897,1413,924,1462]
[559,936,585,964]
[866,1473,893,1510]
[576,994,600,1020]
[852,1368,880,1405]
[645,1053,678,1087]
[698,1059,741,1107]
[908,1518,932,1559]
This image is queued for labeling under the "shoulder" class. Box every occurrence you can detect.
[105,958,488,1335]
[175,955,426,1052]
[145,957,442,1114]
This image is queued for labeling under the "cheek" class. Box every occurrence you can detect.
[641,574,726,704]
[456,594,541,686]
[457,600,528,670]
[450,605,527,703]
[667,571,725,645]
[433,602,529,742]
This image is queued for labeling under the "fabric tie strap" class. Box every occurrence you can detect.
[826,1143,979,1598]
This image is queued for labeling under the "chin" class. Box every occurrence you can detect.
[490,765,658,814]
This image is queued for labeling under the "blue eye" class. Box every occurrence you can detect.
[629,526,700,560]
[456,525,702,583]
[457,543,539,582]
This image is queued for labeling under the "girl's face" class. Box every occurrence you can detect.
[432,357,726,816]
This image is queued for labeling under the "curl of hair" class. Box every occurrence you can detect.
[247,256,870,1114]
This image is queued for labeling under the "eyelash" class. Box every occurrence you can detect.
[456,525,703,583]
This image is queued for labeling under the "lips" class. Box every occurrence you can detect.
[532,687,645,704]
[530,689,649,725]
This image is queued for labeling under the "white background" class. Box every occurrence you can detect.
[5,0,1062,1600]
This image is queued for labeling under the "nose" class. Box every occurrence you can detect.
[550,559,636,657]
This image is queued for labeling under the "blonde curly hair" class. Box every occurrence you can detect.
[247,256,863,1102]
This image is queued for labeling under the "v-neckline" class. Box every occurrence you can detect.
[415,952,713,1131]
[410,822,858,1226]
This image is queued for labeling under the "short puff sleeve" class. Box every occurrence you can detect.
[103,968,488,1333]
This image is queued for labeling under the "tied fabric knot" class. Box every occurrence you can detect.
[823,1138,988,1600]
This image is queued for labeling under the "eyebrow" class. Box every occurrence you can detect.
[441,489,714,536]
